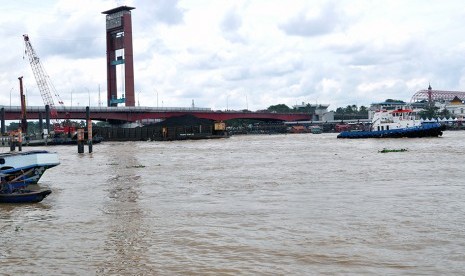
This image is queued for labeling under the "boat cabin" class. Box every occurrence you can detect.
[372,108,421,131]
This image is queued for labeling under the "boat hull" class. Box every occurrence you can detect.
[25,136,103,146]
[0,189,52,203]
[337,123,445,139]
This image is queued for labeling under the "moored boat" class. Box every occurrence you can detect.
[337,108,445,138]
[310,125,322,134]
[0,150,60,184]
[0,163,56,203]
[0,188,52,203]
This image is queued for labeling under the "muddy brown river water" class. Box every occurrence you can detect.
[1,132,464,275]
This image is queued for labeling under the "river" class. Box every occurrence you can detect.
[1,131,465,275]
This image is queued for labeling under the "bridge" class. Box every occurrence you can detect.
[1,106,312,123]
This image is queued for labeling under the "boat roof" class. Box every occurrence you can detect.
[0,150,51,157]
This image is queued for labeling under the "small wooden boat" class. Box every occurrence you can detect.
[310,125,322,134]
[0,180,52,203]
[379,148,408,153]
[0,189,51,203]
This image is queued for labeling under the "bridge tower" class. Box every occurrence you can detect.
[102,6,136,107]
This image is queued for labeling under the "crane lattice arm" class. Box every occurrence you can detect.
[23,34,65,118]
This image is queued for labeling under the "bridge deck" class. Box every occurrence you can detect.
[1,106,312,122]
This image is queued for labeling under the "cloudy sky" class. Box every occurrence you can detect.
[1,0,465,111]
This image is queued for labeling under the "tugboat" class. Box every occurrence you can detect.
[337,108,445,138]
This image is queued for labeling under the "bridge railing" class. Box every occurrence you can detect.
[1,105,309,116]
[1,106,212,113]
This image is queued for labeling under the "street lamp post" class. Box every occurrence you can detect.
[98,85,101,107]
[10,87,13,108]
[86,88,90,107]
[155,90,159,108]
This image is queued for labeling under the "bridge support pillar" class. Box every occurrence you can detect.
[1,107,5,135]
[45,105,50,133]
[38,113,43,137]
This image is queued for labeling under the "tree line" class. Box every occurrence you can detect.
[265,98,454,120]
[265,103,369,119]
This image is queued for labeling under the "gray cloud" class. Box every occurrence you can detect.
[32,36,104,60]
[136,0,184,26]
[220,8,246,43]
[223,67,251,81]
[221,8,242,33]
[280,3,344,37]
[30,7,105,60]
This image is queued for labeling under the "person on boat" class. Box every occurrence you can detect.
[0,182,13,193]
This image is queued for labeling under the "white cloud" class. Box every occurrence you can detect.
[2,0,465,112]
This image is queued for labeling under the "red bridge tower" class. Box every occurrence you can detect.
[102,6,136,107]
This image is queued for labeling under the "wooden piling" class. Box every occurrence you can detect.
[86,107,93,153]
[87,119,93,153]
[17,129,22,151]
[9,136,15,151]
[77,129,84,153]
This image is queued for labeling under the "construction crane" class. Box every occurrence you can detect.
[23,34,74,134]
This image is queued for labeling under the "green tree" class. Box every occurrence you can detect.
[351,104,358,113]
[267,104,291,113]
[95,121,111,127]
[438,108,452,118]
[358,105,368,116]
[345,105,354,114]
[418,106,439,119]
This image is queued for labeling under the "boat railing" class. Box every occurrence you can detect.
[380,119,394,123]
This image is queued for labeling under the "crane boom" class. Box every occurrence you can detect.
[23,34,64,118]
[23,34,75,135]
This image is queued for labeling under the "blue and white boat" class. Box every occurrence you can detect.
[337,108,445,138]
[0,150,60,184]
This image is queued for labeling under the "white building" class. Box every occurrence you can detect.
[444,96,465,119]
